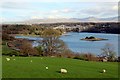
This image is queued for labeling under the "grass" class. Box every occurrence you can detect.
[2,56,118,78]
[2,41,13,55]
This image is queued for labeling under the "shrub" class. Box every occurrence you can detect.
[35,46,44,56]
[2,33,15,41]
[88,36,95,39]
[101,43,116,62]
[85,37,88,39]
[74,54,87,60]
[9,50,20,56]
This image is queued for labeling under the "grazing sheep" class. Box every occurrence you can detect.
[46,67,48,70]
[102,69,106,73]
[6,58,10,61]
[12,55,15,57]
[60,69,67,73]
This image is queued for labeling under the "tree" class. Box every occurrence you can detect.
[40,29,67,56]
[2,33,15,41]
[101,43,116,61]
[19,41,38,56]
[35,46,43,56]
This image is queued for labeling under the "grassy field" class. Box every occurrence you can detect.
[2,45,13,55]
[2,41,14,55]
[2,56,118,78]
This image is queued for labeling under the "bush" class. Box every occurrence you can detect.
[2,41,6,45]
[2,47,20,56]
[60,49,75,58]
[9,50,20,56]
[85,37,89,39]
[35,46,44,56]
[88,36,95,39]
[74,54,87,60]
[101,43,116,62]
[2,33,15,41]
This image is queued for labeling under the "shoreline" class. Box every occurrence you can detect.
[11,32,119,38]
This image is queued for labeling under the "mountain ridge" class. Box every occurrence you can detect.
[2,16,119,24]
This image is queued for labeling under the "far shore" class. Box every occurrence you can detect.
[10,34,40,37]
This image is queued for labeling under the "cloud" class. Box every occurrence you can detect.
[0,16,20,22]
[50,9,75,14]
[0,17,6,22]
[81,7,102,15]
[48,15,63,19]
[31,14,68,19]
[61,9,74,13]
[1,0,119,3]
[80,2,118,17]
[30,16,44,19]
[1,2,118,22]
[112,5,118,10]
[1,2,30,10]
[51,10,59,14]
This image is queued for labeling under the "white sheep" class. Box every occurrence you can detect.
[12,55,15,57]
[60,68,67,73]
[46,66,48,70]
[6,58,10,61]
[102,69,106,73]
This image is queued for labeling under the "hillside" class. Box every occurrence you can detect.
[2,56,118,78]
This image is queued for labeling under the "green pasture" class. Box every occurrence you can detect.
[2,56,118,78]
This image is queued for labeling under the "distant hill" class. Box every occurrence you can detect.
[72,16,118,22]
[2,16,118,24]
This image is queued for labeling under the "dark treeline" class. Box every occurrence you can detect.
[81,22,120,34]
[2,22,120,34]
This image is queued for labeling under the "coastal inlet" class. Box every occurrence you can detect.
[15,32,118,56]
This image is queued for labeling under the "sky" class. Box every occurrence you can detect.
[0,0,119,22]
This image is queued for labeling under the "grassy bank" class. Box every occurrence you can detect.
[15,34,40,37]
[2,41,15,56]
[2,56,118,78]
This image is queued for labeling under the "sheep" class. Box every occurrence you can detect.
[60,68,67,74]
[6,58,10,61]
[46,66,48,70]
[102,69,106,73]
[12,55,15,57]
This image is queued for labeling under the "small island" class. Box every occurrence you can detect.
[81,36,108,41]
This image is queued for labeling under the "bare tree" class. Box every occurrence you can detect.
[41,29,67,56]
[101,43,116,61]
[19,41,38,56]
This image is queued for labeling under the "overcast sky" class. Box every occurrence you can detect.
[0,0,119,22]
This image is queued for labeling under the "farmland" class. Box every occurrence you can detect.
[2,56,118,78]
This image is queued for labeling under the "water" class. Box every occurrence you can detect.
[15,32,118,56]
[60,32,118,56]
